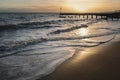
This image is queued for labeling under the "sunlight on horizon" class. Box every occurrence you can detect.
[64,0,120,12]
[0,0,120,12]
[66,0,117,12]
[66,0,90,12]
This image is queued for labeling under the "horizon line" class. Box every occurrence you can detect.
[0,10,119,14]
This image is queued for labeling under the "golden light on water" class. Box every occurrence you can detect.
[77,28,88,36]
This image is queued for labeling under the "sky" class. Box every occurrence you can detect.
[0,0,120,12]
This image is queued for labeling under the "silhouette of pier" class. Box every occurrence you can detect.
[59,10,120,20]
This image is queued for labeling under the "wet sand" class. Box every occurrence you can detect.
[39,41,120,80]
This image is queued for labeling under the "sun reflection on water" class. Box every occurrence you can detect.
[76,28,88,36]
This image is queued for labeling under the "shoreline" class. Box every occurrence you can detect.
[37,41,120,80]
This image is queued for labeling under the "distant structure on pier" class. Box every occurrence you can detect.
[59,9,120,20]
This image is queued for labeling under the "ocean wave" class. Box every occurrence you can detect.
[49,24,88,35]
[0,24,61,31]
[48,20,100,35]
[0,31,118,52]
[0,34,116,58]
[0,19,81,31]
[19,19,72,25]
[0,49,74,80]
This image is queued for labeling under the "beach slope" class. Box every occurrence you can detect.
[39,41,120,80]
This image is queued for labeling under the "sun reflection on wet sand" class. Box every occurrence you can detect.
[63,47,101,69]
[71,49,95,64]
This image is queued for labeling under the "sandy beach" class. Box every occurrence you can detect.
[39,41,120,80]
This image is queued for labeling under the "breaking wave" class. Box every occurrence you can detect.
[0,19,82,31]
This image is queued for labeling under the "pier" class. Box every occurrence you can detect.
[59,11,120,20]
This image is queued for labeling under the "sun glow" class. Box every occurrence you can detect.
[66,0,91,12]
[73,5,87,12]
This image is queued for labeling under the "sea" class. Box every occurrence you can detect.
[0,13,120,80]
